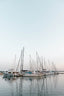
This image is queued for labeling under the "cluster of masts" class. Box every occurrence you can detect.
[15,47,57,73]
[3,47,58,78]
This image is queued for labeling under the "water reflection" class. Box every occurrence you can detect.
[18,77,46,96]
[1,74,64,96]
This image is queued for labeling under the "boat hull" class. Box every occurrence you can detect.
[23,73,45,77]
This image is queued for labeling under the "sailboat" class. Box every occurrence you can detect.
[23,52,45,77]
[3,47,24,78]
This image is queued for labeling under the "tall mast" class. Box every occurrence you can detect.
[20,47,24,72]
[41,57,43,71]
[14,54,16,71]
[29,55,32,71]
[36,52,38,72]
[44,58,46,70]
[36,51,42,71]
[48,60,50,71]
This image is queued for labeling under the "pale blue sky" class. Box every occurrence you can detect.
[0,0,64,70]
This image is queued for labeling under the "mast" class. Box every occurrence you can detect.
[36,52,38,72]
[29,55,32,71]
[36,51,42,71]
[20,47,24,72]
[41,57,43,71]
[14,54,16,72]
[16,47,24,73]
[48,60,51,71]
[44,58,46,71]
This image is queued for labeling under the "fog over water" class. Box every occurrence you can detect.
[0,74,64,96]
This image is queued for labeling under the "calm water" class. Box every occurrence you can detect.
[0,74,64,96]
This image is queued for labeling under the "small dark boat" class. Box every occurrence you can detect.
[3,72,13,78]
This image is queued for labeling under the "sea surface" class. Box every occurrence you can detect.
[0,74,64,96]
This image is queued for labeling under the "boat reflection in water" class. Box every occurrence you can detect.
[3,74,59,96]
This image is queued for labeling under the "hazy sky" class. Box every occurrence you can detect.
[0,0,64,70]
